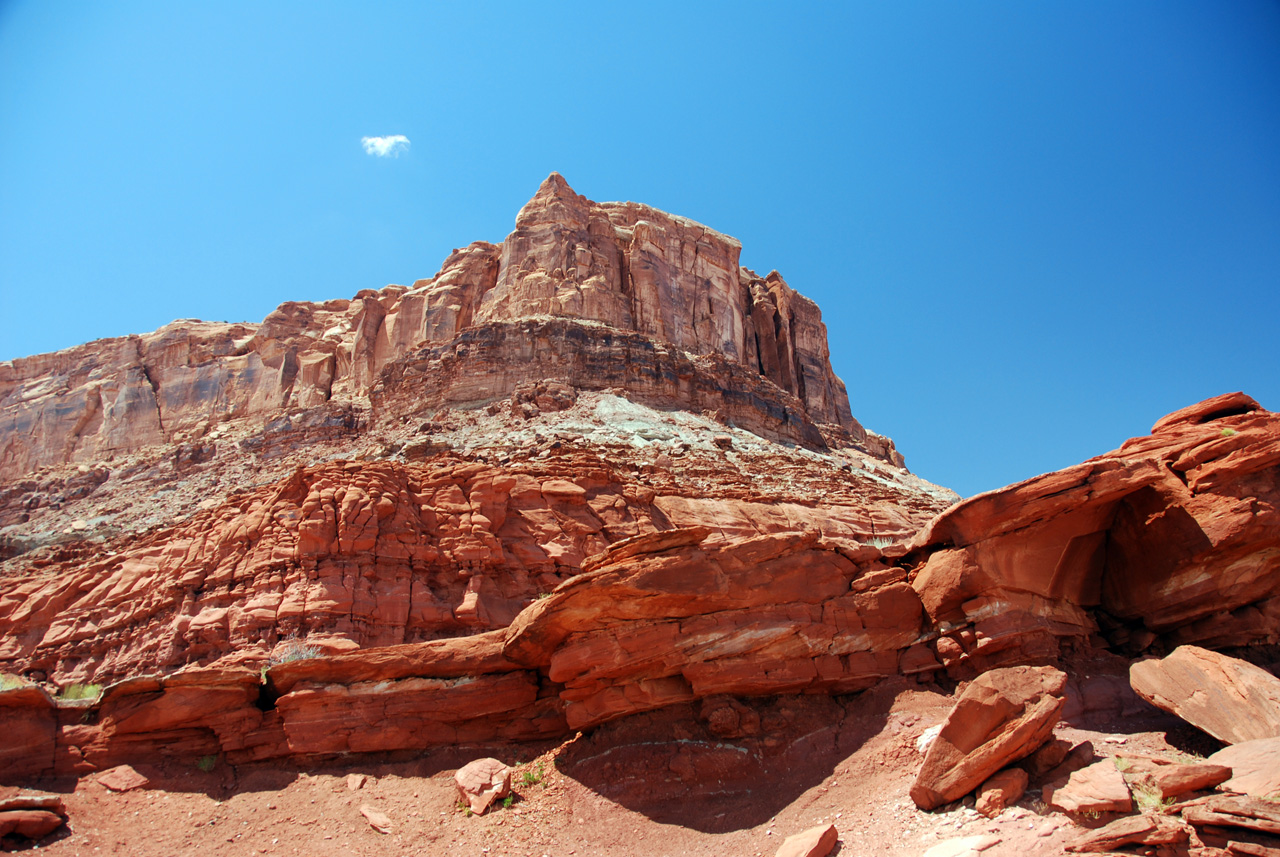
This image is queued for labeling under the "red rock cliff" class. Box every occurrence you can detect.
[0,174,894,481]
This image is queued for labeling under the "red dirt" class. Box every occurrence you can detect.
[7,675,1215,856]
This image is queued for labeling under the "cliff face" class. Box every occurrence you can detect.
[1,393,1276,784]
[0,173,889,482]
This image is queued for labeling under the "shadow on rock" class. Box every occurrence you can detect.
[554,682,911,833]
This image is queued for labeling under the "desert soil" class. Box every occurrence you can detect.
[8,678,1214,857]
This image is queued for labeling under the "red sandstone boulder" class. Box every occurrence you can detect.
[1211,738,1280,797]
[1044,759,1133,814]
[774,823,838,857]
[1066,814,1190,852]
[975,768,1028,817]
[1130,646,1280,744]
[0,809,64,839]
[910,665,1066,810]
[97,764,150,792]
[454,758,511,815]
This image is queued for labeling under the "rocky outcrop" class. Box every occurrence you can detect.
[0,174,897,484]
[1,394,1279,786]
[902,391,1280,671]
[2,393,1278,784]
[0,442,945,685]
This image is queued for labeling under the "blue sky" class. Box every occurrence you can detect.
[2,1,1277,497]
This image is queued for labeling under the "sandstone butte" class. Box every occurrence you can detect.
[0,177,1277,813]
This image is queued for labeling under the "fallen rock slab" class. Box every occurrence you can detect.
[1212,738,1280,797]
[0,794,65,815]
[0,809,64,839]
[97,765,150,793]
[1228,842,1280,857]
[455,757,511,815]
[1151,760,1233,799]
[910,665,1066,810]
[975,768,1028,818]
[1183,795,1280,836]
[1066,813,1190,852]
[774,823,838,857]
[1024,737,1071,778]
[1044,760,1133,814]
[1115,754,1234,799]
[1130,646,1280,745]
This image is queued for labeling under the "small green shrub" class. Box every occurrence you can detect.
[0,673,26,691]
[60,683,103,700]
[268,637,322,667]
[502,795,514,809]
[1132,781,1175,814]
[522,762,545,787]
[1113,757,1132,772]
[196,755,218,773]
[1221,427,1238,437]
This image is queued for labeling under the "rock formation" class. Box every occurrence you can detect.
[0,173,898,485]
[2,174,1280,857]
[1,390,1277,784]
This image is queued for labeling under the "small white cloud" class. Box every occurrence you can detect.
[361,135,410,157]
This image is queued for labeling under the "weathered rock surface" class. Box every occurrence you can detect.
[975,768,1028,817]
[774,823,838,857]
[909,665,1066,810]
[1066,813,1190,852]
[1,395,1276,787]
[359,805,392,833]
[0,809,64,839]
[1212,738,1280,797]
[1130,646,1280,745]
[97,764,150,792]
[1114,754,1234,800]
[1043,760,1133,814]
[454,757,511,815]
[1183,795,1280,837]
[0,439,945,685]
[907,391,1280,669]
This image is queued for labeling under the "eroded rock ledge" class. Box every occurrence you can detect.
[2,392,1275,782]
